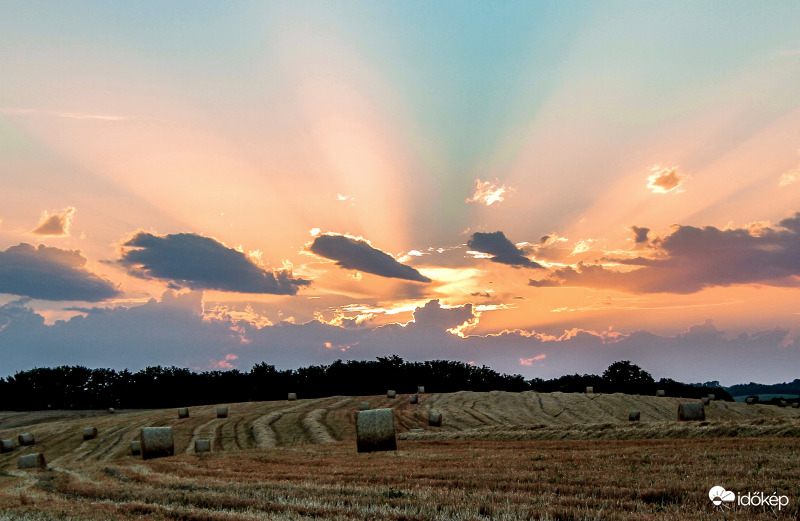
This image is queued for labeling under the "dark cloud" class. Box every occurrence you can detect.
[630,226,650,245]
[0,243,120,301]
[530,213,800,294]
[32,206,75,236]
[467,231,544,269]
[308,234,431,283]
[119,232,310,294]
[411,299,474,330]
[0,294,239,372]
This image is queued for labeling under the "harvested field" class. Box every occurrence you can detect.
[0,391,798,520]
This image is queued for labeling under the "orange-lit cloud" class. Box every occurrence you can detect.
[779,169,800,186]
[204,303,273,329]
[778,150,800,186]
[32,206,76,236]
[324,341,353,352]
[647,165,688,193]
[465,179,512,206]
[210,353,239,369]
[519,354,546,366]
[531,212,800,294]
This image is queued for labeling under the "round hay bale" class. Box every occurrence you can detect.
[140,427,174,460]
[288,392,297,401]
[178,407,189,419]
[130,440,141,456]
[387,390,396,399]
[0,439,14,453]
[356,408,396,453]
[707,394,715,401]
[17,453,46,470]
[17,433,34,446]
[409,428,425,433]
[428,413,442,427]
[107,407,115,414]
[409,394,418,404]
[359,402,370,410]
[417,386,425,394]
[629,410,640,422]
[745,396,758,405]
[216,406,228,418]
[701,397,710,406]
[585,386,594,394]
[82,427,98,440]
[195,439,211,453]
[678,402,705,421]
[656,389,666,397]
[792,402,799,409]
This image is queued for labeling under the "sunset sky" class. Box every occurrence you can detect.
[2,1,800,385]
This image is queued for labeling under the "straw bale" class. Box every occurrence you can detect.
[356,408,396,453]
[17,453,46,469]
[140,427,174,460]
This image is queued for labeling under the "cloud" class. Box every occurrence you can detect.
[0,243,120,302]
[1,298,798,385]
[779,168,800,186]
[647,165,688,193]
[336,194,355,206]
[2,107,127,121]
[520,354,546,366]
[209,353,239,370]
[31,206,76,236]
[119,231,310,294]
[530,212,800,294]
[778,150,800,186]
[412,299,475,330]
[465,179,512,206]
[630,226,650,245]
[308,233,431,283]
[467,231,544,269]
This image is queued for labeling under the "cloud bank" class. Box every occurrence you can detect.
[308,233,431,283]
[467,231,543,269]
[119,232,310,294]
[0,297,796,385]
[0,243,120,301]
[531,214,800,293]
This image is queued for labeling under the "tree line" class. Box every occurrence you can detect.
[0,357,731,411]
[726,379,800,398]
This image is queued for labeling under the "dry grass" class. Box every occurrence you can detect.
[1,438,797,520]
[0,391,798,519]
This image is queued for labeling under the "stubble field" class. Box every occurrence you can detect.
[0,391,798,520]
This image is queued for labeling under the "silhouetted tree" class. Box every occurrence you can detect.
[602,360,655,394]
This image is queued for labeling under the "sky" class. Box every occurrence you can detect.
[2,1,800,385]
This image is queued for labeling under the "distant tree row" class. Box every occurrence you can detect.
[528,360,733,401]
[726,379,800,398]
[0,357,731,411]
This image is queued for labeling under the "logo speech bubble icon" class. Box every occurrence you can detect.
[709,486,736,506]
